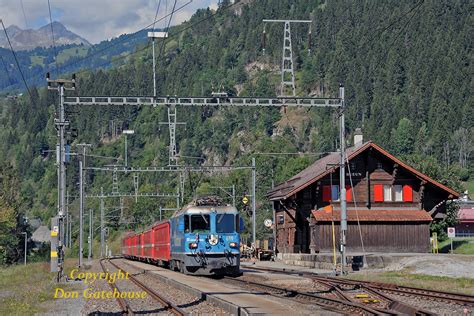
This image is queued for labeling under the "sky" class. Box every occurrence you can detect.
[1,0,219,43]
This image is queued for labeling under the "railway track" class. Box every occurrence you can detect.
[100,258,186,315]
[244,265,474,308]
[223,275,396,315]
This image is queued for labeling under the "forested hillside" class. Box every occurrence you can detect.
[0,29,148,92]
[0,0,472,263]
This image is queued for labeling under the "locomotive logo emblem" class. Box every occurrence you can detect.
[208,234,219,246]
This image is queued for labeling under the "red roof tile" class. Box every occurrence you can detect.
[311,209,433,222]
[459,207,474,223]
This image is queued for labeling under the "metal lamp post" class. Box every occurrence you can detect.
[123,130,135,168]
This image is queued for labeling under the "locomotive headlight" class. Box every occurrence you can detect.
[229,242,238,248]
[189,242,198,249]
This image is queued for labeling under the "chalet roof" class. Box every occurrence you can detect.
[267,141,460,201]
[459,205,474,223]
[311,209,433,222]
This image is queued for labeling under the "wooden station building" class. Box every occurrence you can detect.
[267,135,460,253]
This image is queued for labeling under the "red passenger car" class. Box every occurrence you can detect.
[122,221,171,265]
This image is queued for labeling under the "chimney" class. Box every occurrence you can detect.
[354,128,363,147]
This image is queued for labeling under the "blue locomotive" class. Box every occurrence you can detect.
[122,196,242,275]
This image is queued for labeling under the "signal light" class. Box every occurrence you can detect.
[189,242,198,249]
[229,242,238,248]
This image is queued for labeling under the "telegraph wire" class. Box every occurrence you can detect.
[47,0,60,75]
[359,0,425,50]
[159,0,177,86]
[61,0,193,72]
[20,0,29,29]
[0,19,33,100]
[153,0,163,31]
[72,1,240,77]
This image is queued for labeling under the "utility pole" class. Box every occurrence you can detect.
[252,157,256,246]
[339,84,347,274]
[263,19,311,96]
[47,73,75,278]
[88,208,93,261]
[65,191,69,248]
[77,143,90,268]
[100,187,105,258]
[79,159,83,267]
[68,214,72,248]
[148,31,168,100]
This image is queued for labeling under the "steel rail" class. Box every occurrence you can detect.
[244,266,474,307]
[223,276,388,315]
[99,259,133,315]
[108,259,185,316]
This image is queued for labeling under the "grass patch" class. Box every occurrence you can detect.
[0,259,81,315]
[30,55,44,67]
[345,269,474,295]
[438,237,474,254]
[56,46,88,64]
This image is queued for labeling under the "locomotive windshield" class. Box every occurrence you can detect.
[216,214,235,233]
[190,214,210,233]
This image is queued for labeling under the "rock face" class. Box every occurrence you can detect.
[0,22,90,50]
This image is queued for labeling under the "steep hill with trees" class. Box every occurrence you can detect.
[0,0,472,263]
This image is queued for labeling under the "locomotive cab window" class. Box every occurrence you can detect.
[191,214,210,233]
[184,215,190,232]
[216,214,235,233]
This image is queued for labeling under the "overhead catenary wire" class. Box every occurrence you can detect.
[20,0,29,29]
[0,19,33,100]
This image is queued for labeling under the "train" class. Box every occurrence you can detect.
[122,196,242,275]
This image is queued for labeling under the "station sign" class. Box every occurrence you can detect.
[447,227,456,238]
[264,219,273,228]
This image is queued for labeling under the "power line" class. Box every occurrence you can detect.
[0,19,33,100]
[20,0,29,29]
[359,0,425,49]
[159,0,178,85]
[61,0,193,73]
[153,0,163,31]
[72,1,240,78]
[47,0,60,75]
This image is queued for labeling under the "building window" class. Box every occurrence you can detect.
[383,185,392,201]
[377,162,383,170]
[394,185,403,201]
[277,214,284,225]
[331,185,340,201]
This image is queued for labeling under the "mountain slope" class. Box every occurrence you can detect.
[0,0,471,262]
[0,22,90,51]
